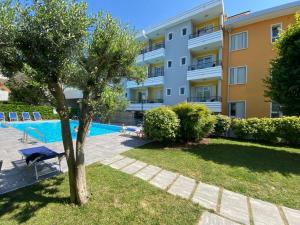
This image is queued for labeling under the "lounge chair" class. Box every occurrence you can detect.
[121,126,144,138]
[8,112,18,121]
[33,112,42,121]
[19,146,65,180]
[0,112,5,122]
[22,112,31,121]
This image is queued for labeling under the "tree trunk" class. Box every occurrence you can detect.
[75,93,92,204]
[48,82,78,204]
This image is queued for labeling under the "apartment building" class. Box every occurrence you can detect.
[222,1,299,118]
[124,0,300,120]
[127,0,224,115]
[64,0,300,121]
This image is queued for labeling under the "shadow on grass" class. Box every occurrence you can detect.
[138,141,300,176]
[0,176,68,224]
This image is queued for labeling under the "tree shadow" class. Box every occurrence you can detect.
[139,141,300,176]
[0,175,69,224]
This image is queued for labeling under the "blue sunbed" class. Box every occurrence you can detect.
[8,112,18,121]
[19,146,65,180]
[33,112,42,121]
[0,112,4,121]
[22,112,31,121]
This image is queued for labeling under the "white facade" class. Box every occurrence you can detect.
[0,90,9,101]
[126,0,224,112]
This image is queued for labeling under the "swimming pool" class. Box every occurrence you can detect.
[10,120,121,143]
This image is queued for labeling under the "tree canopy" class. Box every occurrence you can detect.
[0,0,145,205]
[265,13,300,116]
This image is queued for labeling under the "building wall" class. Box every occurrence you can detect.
[164,20,192,105]
[222,14,295,118]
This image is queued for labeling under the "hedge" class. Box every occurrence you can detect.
[212,115,231,136]
[231,117,300,145]
[0,103,58,120]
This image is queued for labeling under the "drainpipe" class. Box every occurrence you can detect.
[227,27,232,116]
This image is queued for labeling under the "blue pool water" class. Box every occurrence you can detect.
[10,120,121,143]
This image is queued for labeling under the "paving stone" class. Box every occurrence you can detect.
[121,161,147,175]
[134,165,161,181]
[149,170,177,190]
[192,182,219,211]
[100,155,124,165]
[198,212,241,225]
[167,175,196,199]
[220,189,250,225]
[109,157,136,170]
[282,207,300,225]
[250,198,284,225]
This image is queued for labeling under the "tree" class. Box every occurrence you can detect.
[0,0,144,205]
[265,13,300,116]
[6,73,49,105]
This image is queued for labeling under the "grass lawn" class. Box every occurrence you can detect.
[0,164,203,225]
[123,138,300,210]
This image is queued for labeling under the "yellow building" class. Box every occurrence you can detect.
[223,4,298,118]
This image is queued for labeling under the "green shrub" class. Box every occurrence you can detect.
[231,119,254,139]
[275,117,300,145]
[251,118,277,142]
[213,115,231,136]
[231,116,300,145]
[172,103,215,142]
[0,102,58,120]
[143,106,180,142]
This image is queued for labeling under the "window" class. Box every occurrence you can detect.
[229,102,245,118]
[179,87,185,96]
[166,88,172,96]
[271,101,282,118]
[182,28,187,36]
[229,67,247,84]
[271,24,282,42]
[167,61,172,68]
[195,86,211,101]
[168,32,173,41]
[180,57,186,66]
[197,55,214,69]
[230,32,248,51]
[154,67,164,77]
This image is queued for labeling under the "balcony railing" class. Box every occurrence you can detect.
[188,61,221,71]
[189,26,222,39]
[130,99,164,104]
[187,96,222,103]
[140,42,165,54]
[148,69,164,78]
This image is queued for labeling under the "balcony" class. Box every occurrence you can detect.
[188,26,223,51]
[187,96,222,113]
[127,99,164,111]
[127,70,164,88]
[136,42,165,64]
[187,61,222,81]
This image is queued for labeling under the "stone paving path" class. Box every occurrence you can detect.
[100,155,300,225]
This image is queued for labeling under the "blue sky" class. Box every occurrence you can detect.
[86,0,296,29]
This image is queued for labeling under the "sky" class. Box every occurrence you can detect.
[85,0,296,30]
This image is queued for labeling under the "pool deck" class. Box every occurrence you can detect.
[0,127,150,194]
